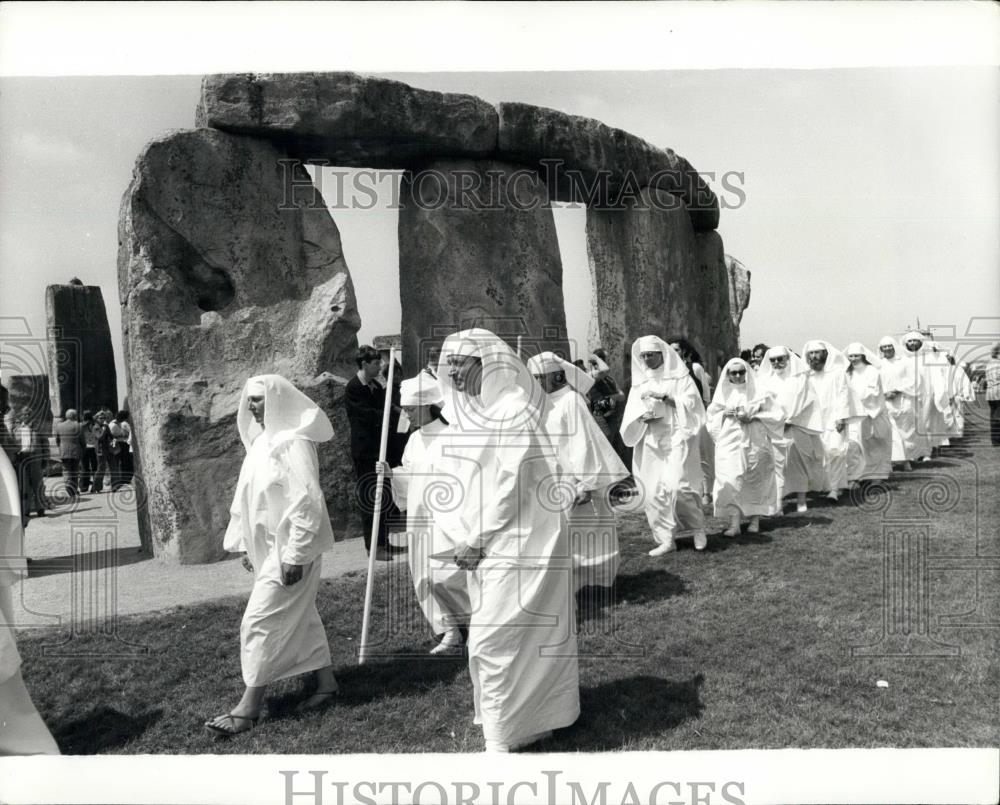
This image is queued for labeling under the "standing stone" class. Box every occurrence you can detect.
[586,188,739,388]
[724,254,752,329]
[45,283,118,417]
[398,159,569,371]
[118,128,361,563]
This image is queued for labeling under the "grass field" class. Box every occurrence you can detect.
[17,417,999,755]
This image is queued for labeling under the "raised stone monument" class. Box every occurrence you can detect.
[119,71,750,564]
[45,282,118,417]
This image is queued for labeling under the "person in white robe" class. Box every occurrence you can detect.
[757,346,825,513]
[707,358,783,536]
[0,448,59,755]
[948,359,976,439]
[381,373,470,655]
[438,329,580,753]
[878,336,929,469]
[844,343,893,484]
[527,352,629,590]
[803,340,852,500]
[621,336,707,554]
[206,375,338,737]
[902,332,952,457]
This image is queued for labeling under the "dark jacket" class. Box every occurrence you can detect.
[55,420,86,460]
[345,375,387,463]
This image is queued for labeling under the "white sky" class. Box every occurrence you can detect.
[1,8,998,403]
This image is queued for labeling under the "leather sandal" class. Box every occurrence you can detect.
[204,713,259,737]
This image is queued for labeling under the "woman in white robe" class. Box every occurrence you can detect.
[756,347,825,513]
[949,359,976,439]
[878,336,929,469]
[708,358,783,536]
[206,374,338,737]
[0,449,59,755]
[844,343,892,483]
[382,374,470,655]
[527,352,629,589]
[621,335,707,554]
[439,329,579,752]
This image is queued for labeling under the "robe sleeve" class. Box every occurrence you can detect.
[277,439,329,566]
[222,458,251,553]
[672,375,707,439]
[389,434,418,512]
[706,400,727,441]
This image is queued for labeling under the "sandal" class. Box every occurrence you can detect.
[204,712,259,737]
[297,688,340,712]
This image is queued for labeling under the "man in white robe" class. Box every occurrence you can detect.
[878,336,929,469]
[948,359,975,439]
[757,347,825,513]
[902,332,952,457]
[844,343,893,483]
[621,335,707,554]
[803,340,852,500]
[0,448,59,755]
[527,351,629,589]
[383,373,469,655]
[438,329,579,753]
[206,375,338,736]
[707,358,783,536]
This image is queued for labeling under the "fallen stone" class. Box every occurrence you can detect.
[118,128,361,563]
[197,72,499,169]
[724,254,752,329]
[45,283,118,417]
[398,158,569,372]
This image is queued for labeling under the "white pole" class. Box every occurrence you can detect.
[516,335,523,360]
[358,347,396,665]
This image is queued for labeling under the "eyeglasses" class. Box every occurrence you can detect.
[768,357,787,364]
[729,370,747,377]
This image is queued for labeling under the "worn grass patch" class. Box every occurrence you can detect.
[17,425,999,754]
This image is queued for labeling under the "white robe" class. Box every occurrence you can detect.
[541,386,628,589]
[0,450,59,755]
[879,355,930,461]
[846,365,892,481]
[905,348,952,449]
[808,368,851,491]
[224,435,334,687]
[621,374,706,543]
[708,390,782,517]
[390,420,470,635]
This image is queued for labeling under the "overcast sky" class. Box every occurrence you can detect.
[1,67,997,400]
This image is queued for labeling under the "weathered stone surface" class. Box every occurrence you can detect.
[118,128,361,563]
[586,188,739,388]
[724,254,752,329]
[45,284,118,417]
[7,375,53,434]
[197,72,499,169]
[497,102,719,231]
[399,159,568,372]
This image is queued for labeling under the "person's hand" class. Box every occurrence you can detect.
[640,411,661,422]
[835,419,846,433]
[736,409,751,424]
[375,460,392,477]
[455,543,485,571]
[241,554,254,574]
[573,489,592,507]
[281,562,304,586]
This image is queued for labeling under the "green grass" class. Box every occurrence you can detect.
[18,421,999,754]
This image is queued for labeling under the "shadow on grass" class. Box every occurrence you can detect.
[264,650,469,718]
[767,514,833,531]
[31,505,103,520]
[54,705,163,754]
[533,673,705,751]
[28,546,149,578]
[577,570,687,625]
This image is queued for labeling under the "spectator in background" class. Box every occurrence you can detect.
[12,413,46,521]
[586,348,629,466]
[750,343,770,374]
[91,410,114,493]
[54,409,86,498]
[986,343,1000,446]
[79,410,98,493]
[109,411,133,490]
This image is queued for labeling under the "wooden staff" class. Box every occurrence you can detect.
[359,347,396,665]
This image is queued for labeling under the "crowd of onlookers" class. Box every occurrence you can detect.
[0,392,133,527]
